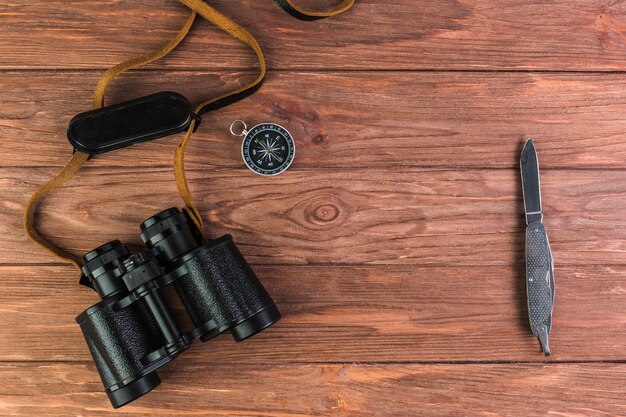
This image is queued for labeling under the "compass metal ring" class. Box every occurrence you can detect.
[229,120,248,137]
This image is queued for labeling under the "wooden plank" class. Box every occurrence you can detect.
[3,167,625,266]
[0,362,625,416]
[4,2,625,415]
[3,1,626,71]
[3,71,626,169]
[1,264,624,362]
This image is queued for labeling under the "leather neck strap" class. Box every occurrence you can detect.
[23,0,355,284]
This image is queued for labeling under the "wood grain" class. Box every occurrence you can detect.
[1,264,624,362]
[3,1,626,415]
[3,167,625,266]
[2,1,626,71]
[1,362,625,416]
[3,71,626,169]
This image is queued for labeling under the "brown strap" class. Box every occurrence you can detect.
[23,0,355,281]
[175,0,355,228]
[23,11,198,278]
[175,0,267,231]
[23,151,90,270]
[92,12,198,109]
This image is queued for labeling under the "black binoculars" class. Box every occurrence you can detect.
[75,208,281,408]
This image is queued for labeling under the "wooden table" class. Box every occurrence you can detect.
[1,1,625,416]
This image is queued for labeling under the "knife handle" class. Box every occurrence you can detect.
[525,222,554,355]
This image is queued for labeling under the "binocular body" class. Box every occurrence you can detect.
[76,208,281,408]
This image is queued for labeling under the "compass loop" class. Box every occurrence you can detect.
[229,120,248,137]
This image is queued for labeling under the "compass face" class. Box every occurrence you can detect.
[241,123,295,176]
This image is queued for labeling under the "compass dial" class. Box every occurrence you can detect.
[241,124,295,176]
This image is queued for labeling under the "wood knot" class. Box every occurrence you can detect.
[312,133,327,145]
[304,196,347,226]
[325,393,345,410]
[303,111,318,122]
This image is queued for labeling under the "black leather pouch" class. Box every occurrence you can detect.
[67,91,196,154]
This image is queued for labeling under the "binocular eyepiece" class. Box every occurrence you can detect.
[76,208,281,408]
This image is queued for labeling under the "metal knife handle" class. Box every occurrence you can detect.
[526,222,554,356]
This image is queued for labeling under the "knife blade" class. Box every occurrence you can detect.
[520,138,555,356]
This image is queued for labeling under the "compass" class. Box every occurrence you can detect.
[230,120,295,176]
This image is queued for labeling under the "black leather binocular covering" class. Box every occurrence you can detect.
[76,208,281,408]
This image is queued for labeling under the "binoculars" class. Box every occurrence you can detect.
[75,208,281,408]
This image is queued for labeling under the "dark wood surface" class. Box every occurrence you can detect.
[1,1,625,416]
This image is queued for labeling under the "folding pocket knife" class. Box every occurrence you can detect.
[520,138,555,356]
